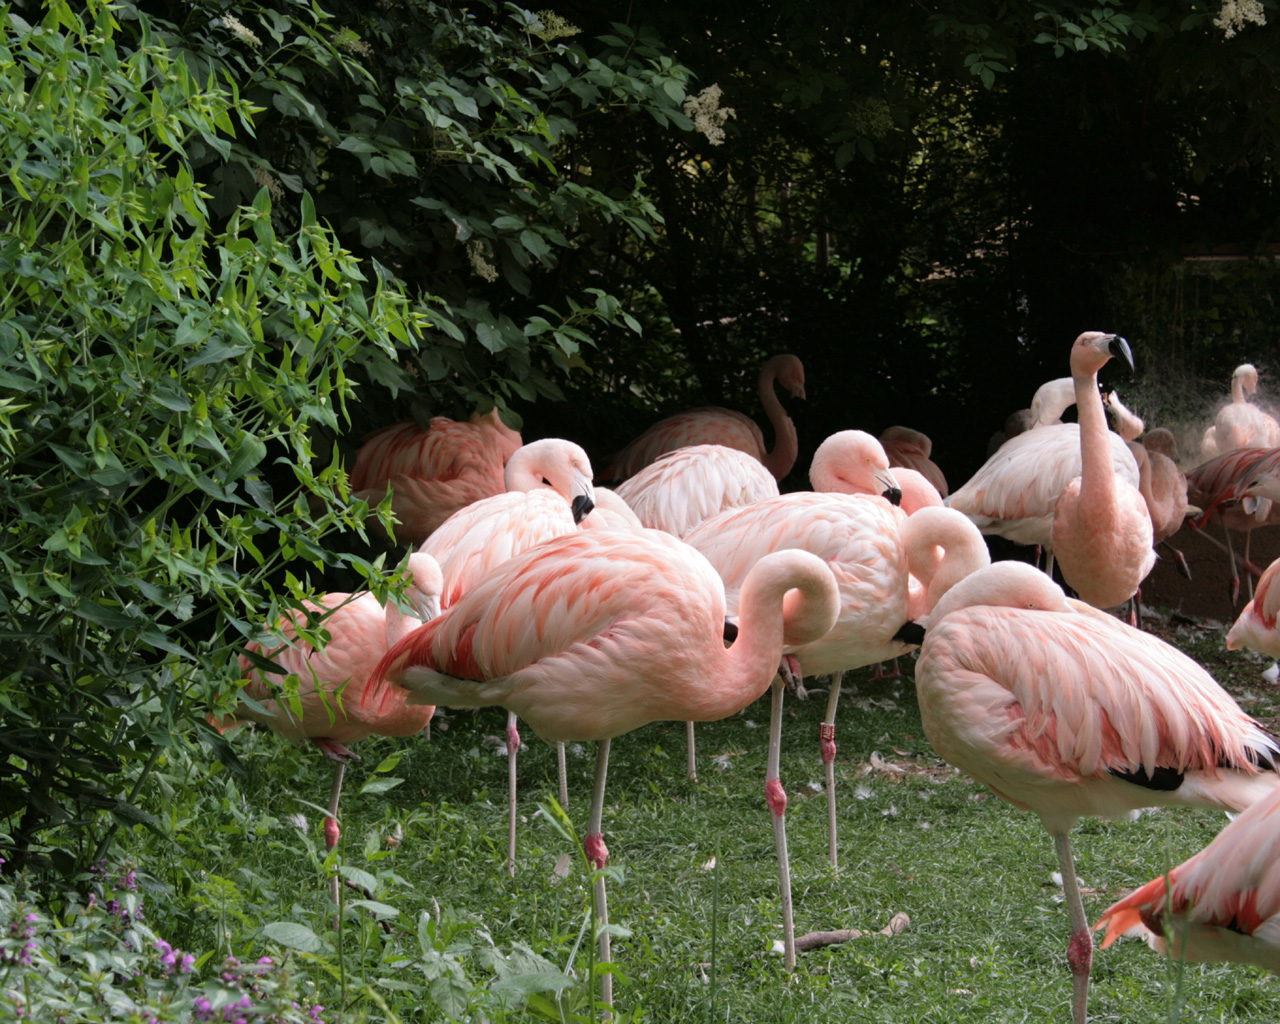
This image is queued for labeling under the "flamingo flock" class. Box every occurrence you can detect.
[221,337,1280,1018]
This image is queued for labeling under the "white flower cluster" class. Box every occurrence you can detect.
[1214,0,1266,37]
[467,241,500,283]
[533,11,580,43]
[683,84,735,146]
[251,166,285,203]
[216,14,262,49]
[333,28,373,58]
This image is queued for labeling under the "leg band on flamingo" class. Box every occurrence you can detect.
[765,777,787,818]
[819,722,837,764]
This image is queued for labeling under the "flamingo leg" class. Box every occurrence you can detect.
[325,760,346,907]
[1158,540,1192,580]
[1044,549,1056,582]
[1244,530,1256,600]
[820,673,842,869]
[1225,526,1241,605]
[766,677,796,971]
[1053,830,1092,1024]
[585,737,613,1011]
[557,741,569,810]
[686,720,698,782]
[507,712,520,878]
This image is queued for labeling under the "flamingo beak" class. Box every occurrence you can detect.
[1107,335,1134,373]
[892,620,926,645]
[571,492,595,524]
[876,467,902,506]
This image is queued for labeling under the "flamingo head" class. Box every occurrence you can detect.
[809,430,901,505]
[768,353,806,401]
[1071,332,1133,377]
[504,438,596,523]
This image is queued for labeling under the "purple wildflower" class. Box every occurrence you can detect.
[193,995,214,1022]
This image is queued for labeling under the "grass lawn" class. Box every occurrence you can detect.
[135,607,1280,1023]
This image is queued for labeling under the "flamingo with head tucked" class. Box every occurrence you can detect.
[361,528,839,1009]
[879,425,949,497]
[602,354,806,482]
[217,553,444,901]
[1202,363,1280,460]
[910,560,1280,1024]
[350,409,524,546]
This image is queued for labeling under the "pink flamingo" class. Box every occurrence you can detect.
[217,553,443,901]
[1030,376,1079,427]
[418,438,596,873]
[361,529,840,1008]
[614,444,779,539]
[350,409,524,545]
[1188,447,1280,603]
[602,354,806,482]
[613,443,781,780]
[1140,428,1192,577]
[911,560,1280,1024]
[807,429,903,504]
[1051,333,1155,611]
[879,425,949,497]
[948,345,1141,578]
[685,495,988,967]
[1094,785,1280,972]
[1227,555,1280,658]
[1202,364,1280,460]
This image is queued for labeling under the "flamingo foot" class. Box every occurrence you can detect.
[779,655,805,696]
[819,722,837,764]
[585,831,609,870]
[314,738,358,763]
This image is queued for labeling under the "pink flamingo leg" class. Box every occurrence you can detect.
[585,738,613,1010]
[686,721,698,782]
[1054,831,1092,1024]
[324,761,345,907]
[821,674,842,869]
[506,712,520,878]
[556,741,569,809]
[766,678,796,970]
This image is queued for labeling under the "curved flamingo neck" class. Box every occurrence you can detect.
[902,509,991,615]
[1127,440,1154,511]
[758,361,799,479]
[1232,374,1247,404]
[715,552,836,716]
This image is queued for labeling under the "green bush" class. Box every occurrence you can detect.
[0,0,426,875]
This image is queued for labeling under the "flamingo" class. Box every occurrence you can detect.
[611,443,782,780]
[947,342,1141,577]
[361,529,840,1008]
[217,553,443,901]
[1094,785,1280,972]
[1188,447,1280,603]
[1030,376,1078,427]
[417,438,595,874]
[1141,428,1192,577]
[614,444,779,539]
[879,425,948,497]
[602,354,806,482]
[808,430,903,504]
[350,409,524,546]
[684,495,988,967]
[1202,364,1280,460]
[1051,332,1155,611]
[1227,555,1280,658]
[909,560,1280,1024]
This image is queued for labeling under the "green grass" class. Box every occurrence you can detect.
[93,606,1280,1022]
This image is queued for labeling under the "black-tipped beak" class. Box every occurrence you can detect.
[571,494,594,524]
[892,621,926,646]
[1107,335,1134,373]
[883,486,902,507]
[723,620,739,645]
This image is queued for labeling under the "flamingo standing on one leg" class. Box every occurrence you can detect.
[418,438,596,875]
[685,495,988,967]
[1051,332,1155,613]
[909,561,1280,1024]
[216,553,444,902]
[602,354,806,482]
[1094,785,1280,972]
[361,529,840,1010]
[350,409,523,546]
[1188,447,1280,604]
[613,443,782,780]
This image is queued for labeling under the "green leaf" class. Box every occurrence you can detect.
[262,922,323,953]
